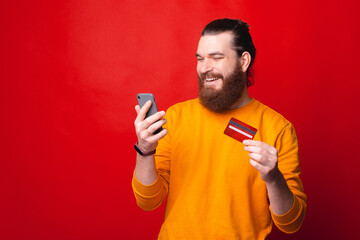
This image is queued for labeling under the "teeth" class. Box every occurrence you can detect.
[205,78,219,82]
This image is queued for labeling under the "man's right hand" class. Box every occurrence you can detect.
[134,100,168,154]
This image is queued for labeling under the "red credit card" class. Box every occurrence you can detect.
[224,117,257,142]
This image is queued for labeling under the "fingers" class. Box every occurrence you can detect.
[244,140,278,174]
[249,158,275,178]
[147,118,167,134]
[243,140,278,157]
[135,100,152,124]
[134,101,166,131]
[138,118,166,139]
[137,126,168,153]
[249,157,280,183]
[134,102,168,152]
[146,128,168,143]
[243,140,272,150]
[142,111,166,129]
[243,139,262,146]
[135,111,166,138]
[248,152,277,169]
[249,158,264,170]
[135,105,140,114]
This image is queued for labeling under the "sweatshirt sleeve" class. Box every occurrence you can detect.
[271,123,307,233]
[132,108,173,211]
[132,172,169,211]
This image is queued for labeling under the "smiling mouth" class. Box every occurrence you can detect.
[205,77,221,82]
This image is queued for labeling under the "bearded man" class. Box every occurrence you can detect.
[132,18,307,240]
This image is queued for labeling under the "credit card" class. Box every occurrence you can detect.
[224,117,257,142]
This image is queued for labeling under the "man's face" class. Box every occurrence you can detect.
[196,32,239,90]
[196,32,247,113]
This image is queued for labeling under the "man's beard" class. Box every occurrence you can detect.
[198,67,247,113]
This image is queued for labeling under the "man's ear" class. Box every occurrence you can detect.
[239,51,251,72]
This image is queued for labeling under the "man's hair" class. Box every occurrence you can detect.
[201,18,256,87]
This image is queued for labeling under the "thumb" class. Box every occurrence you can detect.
[135,105,140,114]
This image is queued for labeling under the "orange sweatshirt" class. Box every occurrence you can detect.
[132,98,307,240]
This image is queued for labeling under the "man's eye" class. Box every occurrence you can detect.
[197,58,204,61]
[213,57,223,60]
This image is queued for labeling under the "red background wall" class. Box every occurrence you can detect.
[1,0,359,239]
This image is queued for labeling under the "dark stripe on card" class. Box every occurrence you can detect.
[229,120,256,135]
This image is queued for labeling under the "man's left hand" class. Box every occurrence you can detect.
[243,140,281,183]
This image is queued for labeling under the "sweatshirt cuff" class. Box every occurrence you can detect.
[132,172,163,197]
[271,195,306,233]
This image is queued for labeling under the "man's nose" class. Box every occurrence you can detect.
[199,59,214,74]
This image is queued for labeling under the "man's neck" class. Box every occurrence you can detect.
[230,87,252,109]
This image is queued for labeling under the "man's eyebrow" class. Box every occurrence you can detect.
[196,52,225,57]
[208,52,225,56]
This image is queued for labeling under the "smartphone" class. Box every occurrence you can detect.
[137,93,163,134]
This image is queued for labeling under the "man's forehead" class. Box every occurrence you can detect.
[197,32,235,55]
